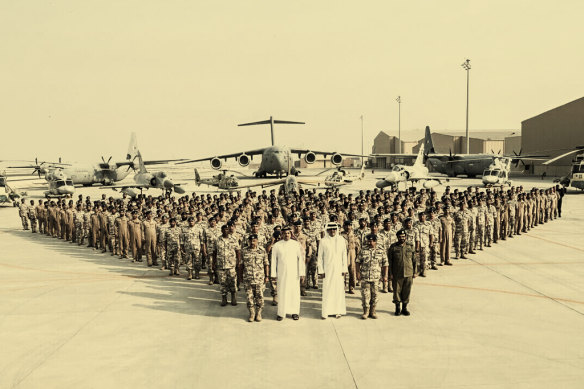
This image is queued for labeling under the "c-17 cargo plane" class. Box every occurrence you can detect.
[177,116,366,177]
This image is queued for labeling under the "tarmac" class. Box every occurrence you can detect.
[1,173,583,389]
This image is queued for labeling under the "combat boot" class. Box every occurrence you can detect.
[369,305,377,319]
[255,308,262,322]
[248,307,255,322]
[272,295,278,306]
[160,260,167,270]
[401,303,410,316]
[361,307,369,320]
[194,270,200,279]
[168,266,174,276]
[208,274,214,285]
[174,267,181,276]
[221,295,227,306]
[461,254,468,259]
[230,292,237,306]
[348,287,355,294]
[394,303,401,316]
[187,269,193,280]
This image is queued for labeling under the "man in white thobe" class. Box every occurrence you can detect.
[271,227,305,320]
[318,223,348,319]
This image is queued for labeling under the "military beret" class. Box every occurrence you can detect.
[343,220,352,226]
[396,229,407,237]
[293,220,302,226]
[248,234,258,240]
[188,216,194,222]
[273,230,281,239]
[404,217,412,223]
[161,214,169,219]
[169,217,176,222]
[383,218,390,223]
[366,233,377,241]
[359,217,366,221]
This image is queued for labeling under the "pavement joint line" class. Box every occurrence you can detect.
[417,282,584,305]
[12,266,143,388]
[466,257,584,317]
[524,233,584,252]
[331,320,358,389]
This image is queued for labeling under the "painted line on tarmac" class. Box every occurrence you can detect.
[0,262,171,279]
[525,233,584,252]
[418,282,584,305]
[447,260,584,266]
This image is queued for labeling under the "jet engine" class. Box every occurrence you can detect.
[330,153,343,166]
[238,154,250,167]
[150,177,158,186]
[423,180,439,189]
[122,188,139,198]
[304,152,316,164]
[210,157,222,170]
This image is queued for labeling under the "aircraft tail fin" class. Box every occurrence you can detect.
[194,168,201,186]
[126,132,138,161]
[136,151,147,174]
[423,126,435,155]
[414,144,425,167]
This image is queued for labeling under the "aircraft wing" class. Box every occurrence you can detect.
[290,149,370,158]
[176,149,267,165]
[99,183,151,190]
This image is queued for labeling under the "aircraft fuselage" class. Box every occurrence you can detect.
[257,146,297,177]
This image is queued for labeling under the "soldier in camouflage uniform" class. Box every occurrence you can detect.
[183,216,204,280]
[165,217,182,275]
[27,200,37,233]
[106,206,118,256]
[240,234,269,322]
[205,218,221,285]
[303,217,319,290]
[465,201,477,255]
[356,234,388,319]
[475,199,486,250]
[156,214,169,269]
[116,210,130,259]
[18,199,29,230]
[214,224,240,306]
[453,202,469,259]
[428,209,441,268]
[142,211,157,266]
[485,199,496,247]
[414,211,432,277]
[293,220,310,296]
[341,221,360,294]
[507,194,517,238]
[74,204,85,245]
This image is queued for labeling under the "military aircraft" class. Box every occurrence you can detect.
[543,147,584,190]
[0,171,29,205]
[481,157,512,186]
[7,133,180,187]
[177,116,366,177]
[322,165,366,187]
[102,150,186,197]
[375,144,451,190]
[373,126,547,178]
[194,168,240,190]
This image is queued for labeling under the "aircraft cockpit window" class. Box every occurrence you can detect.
[66,180,73,186]
[56,180,66,188]
[159,172,167,178]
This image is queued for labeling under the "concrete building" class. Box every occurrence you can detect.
[521,96,584,176]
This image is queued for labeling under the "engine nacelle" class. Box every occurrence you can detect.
[174,185,186,194]
[210,157,222,170]
[238,154,250,167]
[376,179,392,189]
[122,188,139,198]
[423,180,439,189]
[330,153,343,166]
[304,151,316,164]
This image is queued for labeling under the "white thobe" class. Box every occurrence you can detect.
[317,234,348,317]
[271,239,306,317]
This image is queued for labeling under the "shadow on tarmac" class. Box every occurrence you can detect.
[6,229,369,321]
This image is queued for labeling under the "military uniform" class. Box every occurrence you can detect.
[388,241,416,306]
[18,202,29,230]
[142,219,158,266]
[356,245,388,317]
[215,235,238,300]
[183,224,204,278]
[241,246,268,320]
[453,209,469,258]
[413,219,432,276]
[341,230,360,293]
[27,205,37,233]
[165,225,182,274]
[116,214,130,258]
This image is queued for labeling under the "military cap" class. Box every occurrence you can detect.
[161,214,169,219]
[169,217,176,222]
[343,220,352,227]
[293,220,302,226]
[396,229,407,237]
[383,218,390,224]
[358,217,366,222]
[248,234,258,240]
[404,217,412,223]
[366,233,377,241]
[188,216,194,222]
[273,230,281,239]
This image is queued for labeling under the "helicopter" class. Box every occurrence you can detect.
[543,147,584,191]
[481,157,512,187]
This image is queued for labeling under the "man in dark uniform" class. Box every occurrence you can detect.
[388,229,416,316]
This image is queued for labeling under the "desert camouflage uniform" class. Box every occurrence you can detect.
[165,226,182,271]
[413,220,431,275]
[453,209,469,258]
[74,209,85,245]
[157,222,169,268]
[241,246,268,309]
[357,246,388,309]
[215,235,238,296]
[27,205,37,233]
[18,202,29,230]
[183,224,204,273]
[107,213,118,255]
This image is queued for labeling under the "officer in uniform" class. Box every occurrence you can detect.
[165,217,182,275]
[183,216,204,280]
[388,229,416,316]
[356,233,388,319]
[142,211,158,266]
[240,234,269,322]
[116,210,130,259]
[18,199,29,230]
[214,224,240,306]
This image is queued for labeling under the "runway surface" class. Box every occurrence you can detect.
[1,172,583,388]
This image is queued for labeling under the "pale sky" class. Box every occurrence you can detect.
[1,0,583,164]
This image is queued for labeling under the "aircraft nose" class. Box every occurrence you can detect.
[384,172,399,183]
[63,186,75,195]
[483,176,497,184]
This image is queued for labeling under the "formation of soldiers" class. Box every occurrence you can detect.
[17,183,565,321]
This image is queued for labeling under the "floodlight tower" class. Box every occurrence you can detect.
[461,59,471,154]
[396,96,402,153]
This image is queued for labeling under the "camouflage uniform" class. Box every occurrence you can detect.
[156,222,169,269]
[508,198,517,237]
[165,226,182,274]
[183,224,204,276]
[475,205,486,250]
[74,209,85,245]
[241,246,268,310]
[453,209,469,258]
[341,230,360,293]
[413,220,431,276]
[27,205,37,233]
[485,204,496,246]
[357,246,388,310]
[465,208,475,254]
[116,214,130,258]
[18,202,29,230]
[215,235,238,296]
[304,226,320,289]
[429,216,441,266]
[107,213,118,256]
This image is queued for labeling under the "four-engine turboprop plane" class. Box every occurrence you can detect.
[103,151,186,197]
[177,116,366,177]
